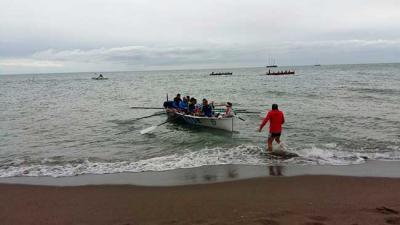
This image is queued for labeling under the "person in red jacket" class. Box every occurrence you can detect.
[258,104,285,152]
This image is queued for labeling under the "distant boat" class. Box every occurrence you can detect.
[266,65,278,68]
[92,77,109,80]
[266,69,295,76]
[92,74,108,80]
[314,64,321,67]
[210,72,233,76]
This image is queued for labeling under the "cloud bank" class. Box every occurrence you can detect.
[1,0,399,74]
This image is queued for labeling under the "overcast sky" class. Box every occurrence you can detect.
[1,0,399,74]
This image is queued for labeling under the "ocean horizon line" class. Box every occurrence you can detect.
[1,61,399,76]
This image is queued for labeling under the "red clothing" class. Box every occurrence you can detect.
[259,109,285,133]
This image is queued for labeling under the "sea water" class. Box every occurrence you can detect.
[1,64,399,177]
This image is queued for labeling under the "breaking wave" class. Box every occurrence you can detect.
[1,144,399,178]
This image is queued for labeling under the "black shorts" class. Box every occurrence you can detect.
[268,132,281,138]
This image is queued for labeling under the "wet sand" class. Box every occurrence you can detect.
[1,175,400,225]
[2,160,400,187]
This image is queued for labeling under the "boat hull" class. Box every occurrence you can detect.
[266,72,295,75]
[166,110,235,132]
[210,72,233,76]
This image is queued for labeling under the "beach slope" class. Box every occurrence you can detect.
[1,175,400,225]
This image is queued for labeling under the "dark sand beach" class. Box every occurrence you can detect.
[2,165,400,225]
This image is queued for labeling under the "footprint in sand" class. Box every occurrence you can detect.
[377,207,399,215]
[386,217,400,225]
[268,210,293,218]
[307,216,329,222]
[162,220,179,225]
[302,215,329,225]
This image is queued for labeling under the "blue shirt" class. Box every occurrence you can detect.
[172,101,180,108]
[202,104,213,117]
[179,101,188,110]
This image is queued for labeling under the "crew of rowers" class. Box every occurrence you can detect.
[163,93,234,118]
[267,69,295,74]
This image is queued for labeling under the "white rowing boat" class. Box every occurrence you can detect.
[166,109,236,132]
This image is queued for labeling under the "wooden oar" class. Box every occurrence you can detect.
[130,106,259,113]
[234,110,260,114]
[140,114,183,134]
[131,107,164,109]
[140,121,168,134]
[132,112,164,121]
[236,116,246,121]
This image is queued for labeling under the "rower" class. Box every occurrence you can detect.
[179,97,189,113]
[201,99,213,117]
[173,93,182,108]
[188,98,197,114]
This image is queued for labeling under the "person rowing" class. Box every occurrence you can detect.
[172,93,182,109]
[258,104,285,152]
[188,98,197,114]
[201,98,214,117]
[179,96,189,113]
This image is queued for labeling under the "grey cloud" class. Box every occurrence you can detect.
[29,39,400,66]
[1,0,400,74]
[31,45,242,66]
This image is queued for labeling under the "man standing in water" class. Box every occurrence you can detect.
[258,104,285,152]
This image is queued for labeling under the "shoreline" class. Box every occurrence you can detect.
[1,160,400,187]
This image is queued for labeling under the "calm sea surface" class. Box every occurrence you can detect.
[1,64,399,177]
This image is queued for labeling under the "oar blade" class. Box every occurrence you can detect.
[234,115,245,121]
[140,126,157,134]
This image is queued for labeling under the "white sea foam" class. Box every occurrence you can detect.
[0,144,399,177]
[295,146,366,165]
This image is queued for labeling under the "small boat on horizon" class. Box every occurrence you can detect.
[210,72,233,76]
[92,74,108,80]
[266,69,295,76]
